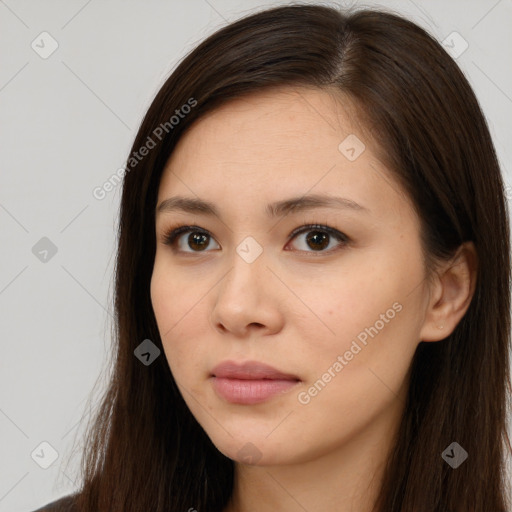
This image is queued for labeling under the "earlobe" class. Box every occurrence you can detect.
[419,241,478,342]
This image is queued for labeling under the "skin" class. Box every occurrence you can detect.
[150,86,477,512]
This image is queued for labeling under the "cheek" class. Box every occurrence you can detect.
[150,264,207,380]
[294,292,418,438]
[295,250,423,374]
[294,266,388,345]
[150,266,185,366]
[150,261,193,336]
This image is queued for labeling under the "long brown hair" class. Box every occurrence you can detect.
[67,4,511,511]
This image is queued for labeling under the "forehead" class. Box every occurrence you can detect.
[163,88,369,178]
[175,86,367,156]
[156,86,413,223]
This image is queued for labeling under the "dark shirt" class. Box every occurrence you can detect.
[30,494,78,512]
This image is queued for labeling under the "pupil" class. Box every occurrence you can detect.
[189,232,208,251]
[307,231,329,250]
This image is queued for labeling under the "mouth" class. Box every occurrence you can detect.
[210,360,301,405]
[210,376,300,405]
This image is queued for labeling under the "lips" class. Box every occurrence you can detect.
[210,360,301,405]
[210,360,300,381]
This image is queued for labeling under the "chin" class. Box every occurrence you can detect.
[206,431,295,466]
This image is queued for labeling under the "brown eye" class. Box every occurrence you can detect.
[163,226,220,252]
[305,231,330,250]
[162,223,349,255]
[186,232,211,251]
[287,224,349,253]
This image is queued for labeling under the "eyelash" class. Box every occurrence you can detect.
[161,223,350,256]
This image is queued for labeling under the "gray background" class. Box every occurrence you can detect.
[1,1,511,510]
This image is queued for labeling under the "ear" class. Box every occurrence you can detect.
[419,241,478,342]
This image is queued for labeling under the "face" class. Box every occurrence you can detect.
[150,86,431,466]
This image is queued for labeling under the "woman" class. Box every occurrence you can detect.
[33,3,511,511]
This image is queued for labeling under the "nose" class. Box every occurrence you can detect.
[210,246,284,338]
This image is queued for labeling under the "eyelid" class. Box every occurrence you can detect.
[288,224,348,243]
[161,223,350,254]
[162,224,218,251]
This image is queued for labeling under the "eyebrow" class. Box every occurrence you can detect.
[156,194,370,218]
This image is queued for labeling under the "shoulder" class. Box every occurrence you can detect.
[29,494,78,512]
